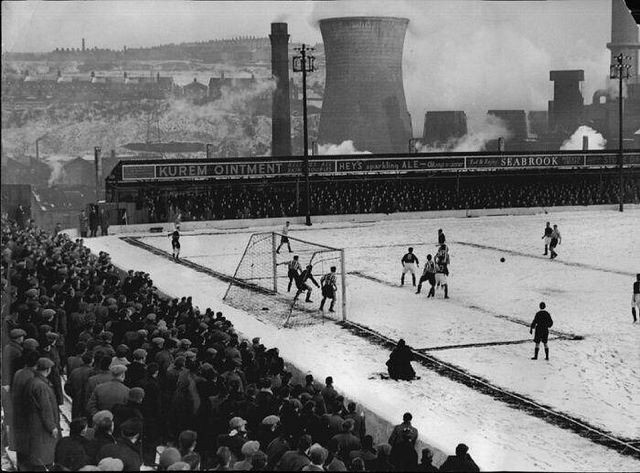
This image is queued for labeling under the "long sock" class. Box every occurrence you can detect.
[329,302,335,312]
[320,299,325,310]
[544,347,549,360]
[288,280,292,292]
[416,283,422,294]
[412,274,416,286]
[633,307,637,322]
[428,286,435,298]
[532,347,539,359]
[444,285,448,298]
[544,245,548,254]
[401,275,405,285]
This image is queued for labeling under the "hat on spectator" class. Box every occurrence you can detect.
[25,288,39,298]
[252,337,260,344]
[261,415,280,427]
[128,387,145,404]
[97,458,124,471]
[23,338,39,350]
[137,329,148,336]
[133,348,147,360]
[229,417,247,431]
[185,350,197,360]
[146,313,157,321]
[120,418,143,437]
[376,443,392,456]
[152,337,165,346]
[10,328,26,339]
[159,448,182,470]
[206,347,217,356]
[241,440,260,457]
[341,418,355,432]
[42,308,56,319]
[36,358,55,370]
[180,338,192,347]
[167,462,190,471]
[105,297,117,306]
[110,364,127,376]
[92,410,114,426]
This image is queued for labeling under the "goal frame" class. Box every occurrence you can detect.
[225,231,347,321]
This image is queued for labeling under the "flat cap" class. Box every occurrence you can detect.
[42,308,56,319]
[133,348,147,360]
[152,337,165,346]
[36,357,55,370]
[128,387,145,403]
[229,416,247,430]
[25,288,39,298]
[109,364,127,376]
[92,410,114,425]
[180,338,192,347]
[98,457,124,471]
[10,328,26,339]
[23,338,40,350]
[120,418,143,437]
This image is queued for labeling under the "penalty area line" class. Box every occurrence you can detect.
[416,335,571,352]
[453,241,634,277]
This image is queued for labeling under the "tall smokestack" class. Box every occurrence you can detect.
[318,17,412,153]
[82,38,85,52]
[270,23,291,157]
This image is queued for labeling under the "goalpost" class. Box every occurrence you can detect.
[223,232,347,327]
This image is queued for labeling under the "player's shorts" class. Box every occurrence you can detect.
[288,269,298,280]
[549,238,558,249]
[296,282,311,292]
[280,236,289,243]
[632,293,640,307]
[544,236,551,246]
[534,328,549,344]
[402,263,417,275]
[435,273,447,285]
[322,286,336,299]
[172,242,180,249]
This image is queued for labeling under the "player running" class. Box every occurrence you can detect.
[549,224,561,259]
[168,228,181,261]
[541,222,553,256]
[401,247,420,287]
[276,221,292,254]
[438,229,447,250]
[530,302,553,360]
[277,255,302,292]
[416,254,436,297]
[435,245,450,299]
[319,266,338,313]
[632,274,640,323]
[293,264,320,303]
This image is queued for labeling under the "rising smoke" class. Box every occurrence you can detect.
[317,140,372,155]
[559,125,606,150]
[416,113,511,152]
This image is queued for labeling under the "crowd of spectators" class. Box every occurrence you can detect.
[140,172,640,223]
[1,218,479,471]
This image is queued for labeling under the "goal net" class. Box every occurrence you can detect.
[223,232,346,328]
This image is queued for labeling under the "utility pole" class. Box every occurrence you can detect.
[94,146,102,202]
[293,44,316,226]
[610,53,631,212]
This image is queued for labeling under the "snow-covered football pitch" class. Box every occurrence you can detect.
[87,208,640,471]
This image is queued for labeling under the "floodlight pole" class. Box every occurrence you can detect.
[610,53,631,212]
[293,44,315,226]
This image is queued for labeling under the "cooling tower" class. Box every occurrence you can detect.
[423,111,468,147]
[270,23,292,156]
[318,17,412,154]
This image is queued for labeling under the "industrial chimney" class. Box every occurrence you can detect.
[270,23,292,157]
[318,17,412,154]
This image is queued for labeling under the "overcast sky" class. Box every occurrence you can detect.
[1,1,620,122]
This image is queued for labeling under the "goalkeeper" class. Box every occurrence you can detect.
[293,264,320,303]
[320,266,338,313]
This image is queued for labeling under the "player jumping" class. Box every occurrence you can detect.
[276,221,292,254]
[168,228,180,261]
[277,255,302,292]
[435,244,450,299]
[632,274,640,323]
[549,224,561,259]
[320,266,338,312]
[293,264,320,303]
[541,222,553,256]
[416,254,436,297]
[401,247,419,287]
[530,302,553,360]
